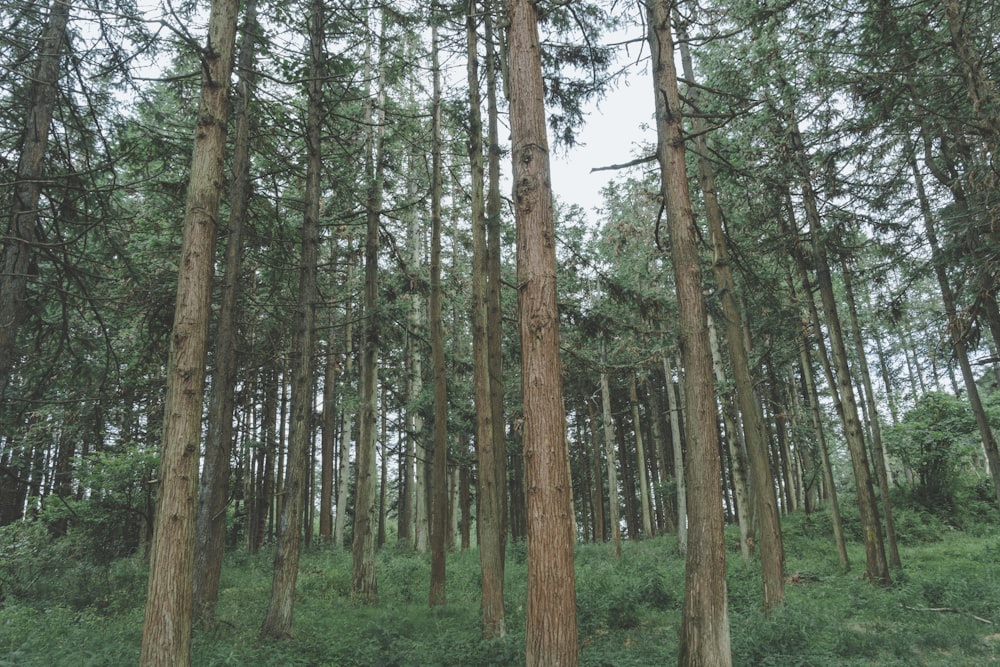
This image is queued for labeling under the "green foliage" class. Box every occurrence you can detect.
[884,392,981,512]
[3,511,1000,665]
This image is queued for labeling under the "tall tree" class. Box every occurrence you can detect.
[784,113,890,585]
[0,0,73,400]
[259,0,324,638]
[675,12,784,609]
[140,0,240,661]
[428,19,449,608]
[507,0,579,660]
[647,0,731,663]
[352,9,386,605]
[193,0,259,621]
[468,0,505,638]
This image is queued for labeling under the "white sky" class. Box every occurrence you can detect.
[550,55,657,222]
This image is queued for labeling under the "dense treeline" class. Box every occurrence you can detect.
[1,0,999,664]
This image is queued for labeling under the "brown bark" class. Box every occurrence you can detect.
[663,352,687,552]
[786,115,890,586]
[600,344,622,559]
[352,13,386,605]
[429,21,449,608]
[469,0,506,637]
[193,0,258,621]
[842,262,902,569]
[648,2,731,663]
[630,374,655,538]
[259,0,323,635]
[140,0,239,660]
[507,0,579,659]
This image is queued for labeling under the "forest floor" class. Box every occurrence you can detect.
[2,507,1000,666]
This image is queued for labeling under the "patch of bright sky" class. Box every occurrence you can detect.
[549,37,656,224]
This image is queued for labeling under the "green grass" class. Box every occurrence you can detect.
[2,511,1000,666]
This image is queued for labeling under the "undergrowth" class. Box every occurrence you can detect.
[2,510,999,666]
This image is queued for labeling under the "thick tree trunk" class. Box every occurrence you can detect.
[140,0,239,661]
[507,0,579,660]
[469,0,505,637]
[193,0,258,621]
[0,0,72,400]
[429,22,449,608]
[648,3,731,663]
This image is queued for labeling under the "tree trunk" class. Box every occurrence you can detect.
[630,374,654,538]
[352,13,386,605]
[707,315,752,563]
[140,0,239,660]
[0,0,73,400]
[913,134,1000,504]
[786,115,890,586]
[319,312,338,544]
[842,262,902,569]
[334,248,355,549]
[429,22,449,608]
[676,17,783,607]
[648,3,731,663]
[507,0,579,659]
[193,0,258,621]
[796,328,850,571]
[259,0,323,635]
[663,352,687,552]
[484,2,508,563]
[469,0,505,637]
[600,343,622,559]
[586,400,606,541]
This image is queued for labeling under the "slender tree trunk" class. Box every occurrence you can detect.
[676,17,783,608]
[585,403,606,540]
[140,0,239,660]
[707,315,752,563]
[0,0,73,400]
[352,13,386,604]
[378,384,389,549]
[260,0,323,634]
[786,115,890,586]
[484,3,508,560]
[796,330,850,569]
[663,352,687,552]
[648,3,731,662]
[842,263,901,569]
[912,136,1000,504]
[630,374,654,538]
[334,248,355,549]
[507,0,579,659]
[600,343,622,559]
[468,0,505,637]
[319,312,338,544]
[193,0,258,621]
[428,22,449,608]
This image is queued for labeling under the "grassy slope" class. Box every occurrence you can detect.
[3,509,1000,666]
